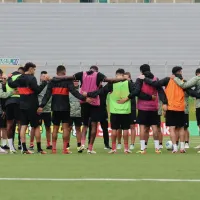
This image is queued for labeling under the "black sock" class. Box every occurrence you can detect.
[159,142,163,145]
[22,143,28,151]
[18,134,21,146]
[37,142,42,152]
[145,142,148,145]
[77,143,81,147]
[67,143,70,148]
[185,141,189,144]
[176,141,179,145]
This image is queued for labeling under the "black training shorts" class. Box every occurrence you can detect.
[20,109,40,128]
[52,111,70,126]
[39,112,52,127]
[81,103,101,126]
[6,103,20,121]
[166,110,185,127]
[137,110,158,126]
[110,113,131,130]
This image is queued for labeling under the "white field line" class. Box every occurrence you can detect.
[0,178,200,182]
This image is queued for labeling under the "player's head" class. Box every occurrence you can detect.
[40,71,48,82]
[115,68,125,78]
[140,64,151,75]
[172,66,182,75]
[90,65,99,72]
[0,69,3,79]
[24,62,36,75]
[57,65,66,76]
[124,72,131,80]
[18,67,25,74]
[195,68,200,76]
[73,80,79,88]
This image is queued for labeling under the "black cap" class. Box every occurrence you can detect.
[196,68,200,75]
[140,64,150,73]
[172,66,182,75]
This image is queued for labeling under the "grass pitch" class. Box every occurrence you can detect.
[0,136,200,200]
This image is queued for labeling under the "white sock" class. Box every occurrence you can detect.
[173,144,178,152]
[140,140,145,151]
[154,140,159,150]
[1,139,7,146]
[8,139,14,151]
[180,142,185,150]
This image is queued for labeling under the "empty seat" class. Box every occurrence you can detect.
[3,0,17,2]
[61,0,79,2]
[175,0,193,2]
[118,0,137,2]
[154,0,174,3]
[23,0,41,2]
[42,0,60,2]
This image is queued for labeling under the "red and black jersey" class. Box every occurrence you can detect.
[40,78,86,112]
[8,74,47,110]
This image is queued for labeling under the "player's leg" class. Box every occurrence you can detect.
[62,122,71,154]
[29,127,35,150]
[109,113,119,153]
[80,104,89,147]
[100,118,110,149]
[117,129,122,149]
[0,115,9,149]
[121,114,131,153]
[144,126,150,149]
[6,104,16,152]
[74,118,83,152]
[43,113,52,149]
[1,128,8,149]
[87,105,101,154]
[52,111,61,154]
[184,114,190,149]
[30,110,46,154]
[87,121,97,154]
[0,117,8,153]
[130,110,136,150]
[177,126,186,153]
[151,125,161,153]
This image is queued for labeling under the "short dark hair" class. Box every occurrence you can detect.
[18,67,25,72]
[140,64,150,73]
[196,68,200,75]
[124,72,131,79]
[0,69,3,75]
[57,65,66,74]
[116,68,125,75]
[41,71,47,75]
[24,62,36,72]
[90,65,99,72]
[172,66,182,75]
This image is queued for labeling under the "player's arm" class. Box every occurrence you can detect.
[174,76,200,89]
[128,78,143,99]
[68,81,86,101]
[0,83,14,98]
[186,88,200,99]
[29,76,47,94]
[7,76,20,88]
[143,77,170,88]
[130,81,153,100]
[39,82,53,108]
[87,83,112,98]
[157,87,168,105]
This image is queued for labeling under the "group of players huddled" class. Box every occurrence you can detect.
[0,62,200,155]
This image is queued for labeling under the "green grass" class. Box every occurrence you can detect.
[1,137,200,200]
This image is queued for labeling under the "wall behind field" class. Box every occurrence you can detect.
[0,4,200,79]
